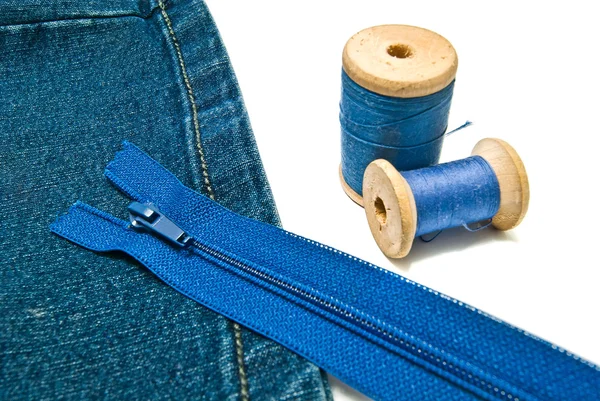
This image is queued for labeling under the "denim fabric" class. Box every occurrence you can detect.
[0,0,331,399]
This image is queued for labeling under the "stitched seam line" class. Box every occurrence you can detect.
[158,0,214,199]
[232,323,249,401]
[156,1,249,400]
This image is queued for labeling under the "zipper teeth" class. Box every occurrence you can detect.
[189,240,522,401]
[104,172,523,400]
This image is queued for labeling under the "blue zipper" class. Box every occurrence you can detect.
[50,142,600,401]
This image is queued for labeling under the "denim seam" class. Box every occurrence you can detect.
[233,323,249,400]
[156,1,250,400]
[157,0,214,199]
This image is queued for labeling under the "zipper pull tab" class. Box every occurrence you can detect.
[127,202,191,248]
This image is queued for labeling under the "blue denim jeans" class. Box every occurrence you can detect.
[0,0,331,399]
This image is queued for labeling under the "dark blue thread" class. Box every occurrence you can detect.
[339,70,455,195]
[402,156,501,236]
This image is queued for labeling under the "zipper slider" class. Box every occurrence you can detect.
[127,202,191,248]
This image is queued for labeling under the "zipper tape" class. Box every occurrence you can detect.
[50,142,600,401]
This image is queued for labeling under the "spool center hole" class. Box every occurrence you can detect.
[387,44,413,59]
[374,197,387,225]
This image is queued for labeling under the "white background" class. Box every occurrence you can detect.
[207,1,599,399]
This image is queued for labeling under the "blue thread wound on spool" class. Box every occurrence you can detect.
[340,70,455,196]
[402,156,501,236]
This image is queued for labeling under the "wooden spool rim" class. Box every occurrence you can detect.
[342,24,458,98]
[339,165,364,206]
[471,138,530,230]
[362,159,417,258]
[362,138,529,258]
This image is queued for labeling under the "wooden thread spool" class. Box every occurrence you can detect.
[340,24,458,206]
[362,138,530,259]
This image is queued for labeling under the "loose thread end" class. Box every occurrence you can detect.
[445,120,473,136]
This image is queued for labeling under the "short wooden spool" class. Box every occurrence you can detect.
[362,138,530,259]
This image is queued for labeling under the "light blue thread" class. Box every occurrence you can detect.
[339,69,455,195]
[401,156,501,236]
